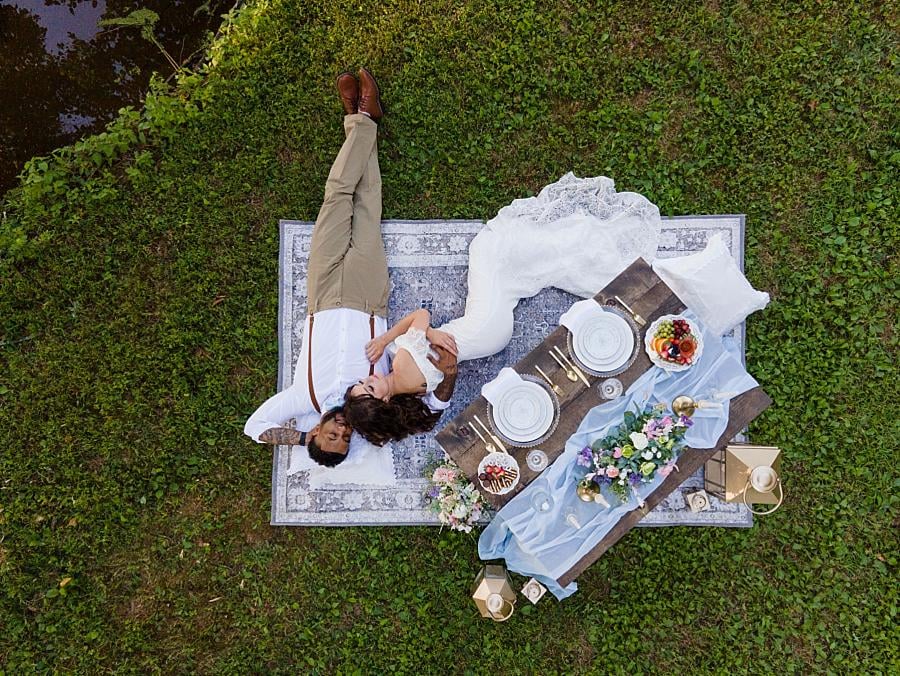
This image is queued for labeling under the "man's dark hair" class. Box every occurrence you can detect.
[305,407,349,467]
[343,386,442,446]
[307,437,348,467]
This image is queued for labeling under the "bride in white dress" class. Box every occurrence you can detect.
[345,173,662,439]
[442,173,661,360]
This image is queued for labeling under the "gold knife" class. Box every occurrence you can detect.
[553,345,591,387]
[473,414,508,453]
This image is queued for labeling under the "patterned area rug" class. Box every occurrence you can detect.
[272,216,753,527]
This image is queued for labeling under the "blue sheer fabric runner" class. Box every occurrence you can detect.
[478,315,760,600]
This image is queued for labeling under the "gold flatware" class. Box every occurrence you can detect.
[534,365,563,395]
[614,295,646,327]
[548,350,578,382]
[468,421,496,454]
[552,345,591,387]
[473,414,508,453]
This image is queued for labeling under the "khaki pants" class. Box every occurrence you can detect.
[307,114,389,317]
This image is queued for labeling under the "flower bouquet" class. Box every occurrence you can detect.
[425,457,487,533]
[575,405,692,503]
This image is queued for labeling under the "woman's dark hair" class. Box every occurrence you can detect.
[343,386,442,446]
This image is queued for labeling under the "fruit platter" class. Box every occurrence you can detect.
[643,314,704,372]
[477,452,521,495]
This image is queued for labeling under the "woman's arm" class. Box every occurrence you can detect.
[365,308,430,362]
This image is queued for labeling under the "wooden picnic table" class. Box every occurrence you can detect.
[434,258,772,586]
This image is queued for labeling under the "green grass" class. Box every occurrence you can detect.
[1,0,898,672]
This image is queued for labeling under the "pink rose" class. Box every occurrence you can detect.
[613,448,623,459]
[606,467,620,478]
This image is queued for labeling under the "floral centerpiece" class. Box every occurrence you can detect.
[425,456,487,533]
[576,405,692,502]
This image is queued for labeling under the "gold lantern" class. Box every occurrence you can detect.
[471,565,517,622]
[705,444,784,515]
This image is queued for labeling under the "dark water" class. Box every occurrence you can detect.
[0,0,232,193]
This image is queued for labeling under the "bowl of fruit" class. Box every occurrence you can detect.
[643,314,704,372]
[477,452,521,495]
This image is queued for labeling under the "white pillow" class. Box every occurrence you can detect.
[652,233,769,336]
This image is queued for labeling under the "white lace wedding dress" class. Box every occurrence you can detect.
[440,173,662,361]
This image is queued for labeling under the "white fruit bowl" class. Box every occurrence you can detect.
[643,314,704,372]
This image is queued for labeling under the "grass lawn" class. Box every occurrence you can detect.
[1,0,897,671]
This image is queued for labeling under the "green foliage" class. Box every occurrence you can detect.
[99,9,180,71]
[1,0,898,672]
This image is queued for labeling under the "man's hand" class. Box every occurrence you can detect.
[259,427,305,445]
[365,335,388,363]
[429,345,459,403]
[426,328,458,355]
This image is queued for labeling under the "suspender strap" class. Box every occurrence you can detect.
[307,312,376,412]
[307,314,321,413]
[369,313,376,377]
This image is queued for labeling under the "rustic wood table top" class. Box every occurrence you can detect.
[434,257,772,585]
[436,257,687,509]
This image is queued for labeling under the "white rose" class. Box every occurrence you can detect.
[452,504,468,519]
[629,432,649,450]
[641,450,654,460]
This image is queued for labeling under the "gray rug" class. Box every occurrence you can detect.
[272,216,753,527]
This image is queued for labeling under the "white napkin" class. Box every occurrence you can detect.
[287,434,397,488]
[481,367,524,406]
[558,298,603,332]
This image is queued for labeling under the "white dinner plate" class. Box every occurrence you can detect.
[572,312,635,371]
[491,382,554,442]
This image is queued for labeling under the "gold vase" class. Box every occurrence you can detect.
[576,479,599,502]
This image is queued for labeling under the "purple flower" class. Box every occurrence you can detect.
[593,474,611,487]
[427,485,440,499]
[679,415,694,428]
[577,446,593,467]
[630,473,643,486]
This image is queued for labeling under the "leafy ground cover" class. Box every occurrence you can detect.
[1,0,897,672]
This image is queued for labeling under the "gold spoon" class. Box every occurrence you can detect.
[614,295,647,327]
[468,421,496,454]
[548,350,578,382]
[534,365,563,395]
[473,414,508,453]
[552,345,591,388]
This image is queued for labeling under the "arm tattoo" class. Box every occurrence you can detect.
[259,427,305,445]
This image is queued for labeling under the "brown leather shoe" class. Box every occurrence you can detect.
[357,68,384,122]
[336,71,358,115]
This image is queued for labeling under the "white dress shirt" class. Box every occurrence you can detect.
[244,308,451,445]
